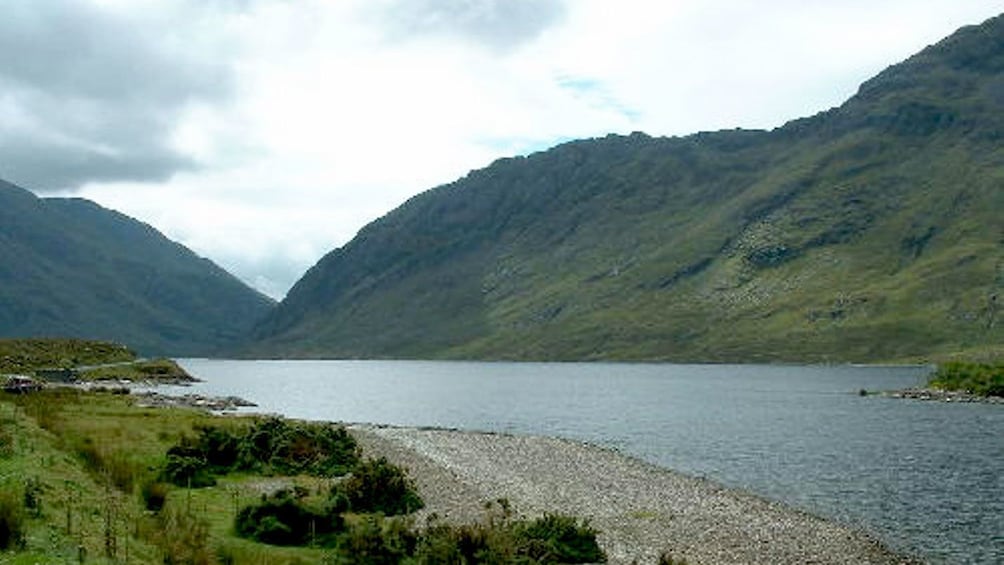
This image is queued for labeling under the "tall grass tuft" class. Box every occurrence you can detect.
[0,487,26,551]
[141,480,169,513]
[0,426,13,459]
[152,506,214,565]
[73,437,142,493]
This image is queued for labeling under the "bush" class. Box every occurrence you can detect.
[235,489,344,547]
[237,418,358,476]
[141,480,170,512]
[326,515,417,565]
[334,457,423,516]
[930,361,1004,397]
[197,425,240,469]
[0,488,26,551]
[412,521,467,563]
[328,503,606,564]
[162,442,216,488]
[515,513,604,563]
[162,418,359,488]
[418,519,515,564]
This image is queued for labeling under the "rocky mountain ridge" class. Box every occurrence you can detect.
[257,15,1000,361]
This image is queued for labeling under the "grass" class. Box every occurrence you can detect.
[1,388,606,563]
[0,394,162,562]
[0,391,346,563]
[0,338,134,374]
[76,358,195,382]
[0,486,26,551]
[162,475,330,563]
[0,330,610,562]
[0,338,195,385]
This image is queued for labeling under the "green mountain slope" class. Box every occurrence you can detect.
[0,180,275,355]
[251,15,1004,362]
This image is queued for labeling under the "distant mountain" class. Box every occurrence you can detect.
[0,180,274,355]
[250,15,1004,362]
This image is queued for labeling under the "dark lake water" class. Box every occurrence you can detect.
[169,360,1003,563]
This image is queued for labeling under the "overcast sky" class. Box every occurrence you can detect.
[3,0,1002,299]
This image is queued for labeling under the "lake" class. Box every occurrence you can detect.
[168,360,1003,563]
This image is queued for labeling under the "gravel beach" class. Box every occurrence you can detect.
[350,425,915,565]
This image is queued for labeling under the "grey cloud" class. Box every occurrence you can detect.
[0,1,232,191]
[0,135,194,192]
[376,0,566,51]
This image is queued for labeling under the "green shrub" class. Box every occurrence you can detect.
[515,513,604,563]
[417,519,515,564]
[327,515,417,565]
[412,521,467,563]
[334,457,423,516]
[658,554,689,565]
[235,489,344,547]
[930,361,1004,397]
[162,441,216,488]
[336,503,606,564]
[0,488,26,551]
[162,418,359,488]
[237,418,358,476]
[197,425,240,469]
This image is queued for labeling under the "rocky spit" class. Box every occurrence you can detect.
[879,388,1004,404]
[351,425,917,565]
[131,391,257,412]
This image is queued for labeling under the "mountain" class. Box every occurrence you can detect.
[250,15,1004,362]
[0,180,274,355]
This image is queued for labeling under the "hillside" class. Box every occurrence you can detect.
[250,15,1004,362]
[0,181,274,355]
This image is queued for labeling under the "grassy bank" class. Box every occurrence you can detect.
[0,338,134,374]
[0,389,603,563]
[0,337,193,385]
[75,358,195,383]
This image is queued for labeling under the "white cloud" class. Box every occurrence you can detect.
[12,0,1002,298]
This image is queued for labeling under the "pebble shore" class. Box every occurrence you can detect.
[351,425,917,565]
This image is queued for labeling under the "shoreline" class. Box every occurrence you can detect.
[878,387,1004,404]
[348,423,918,565]
[95,384,929,563]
